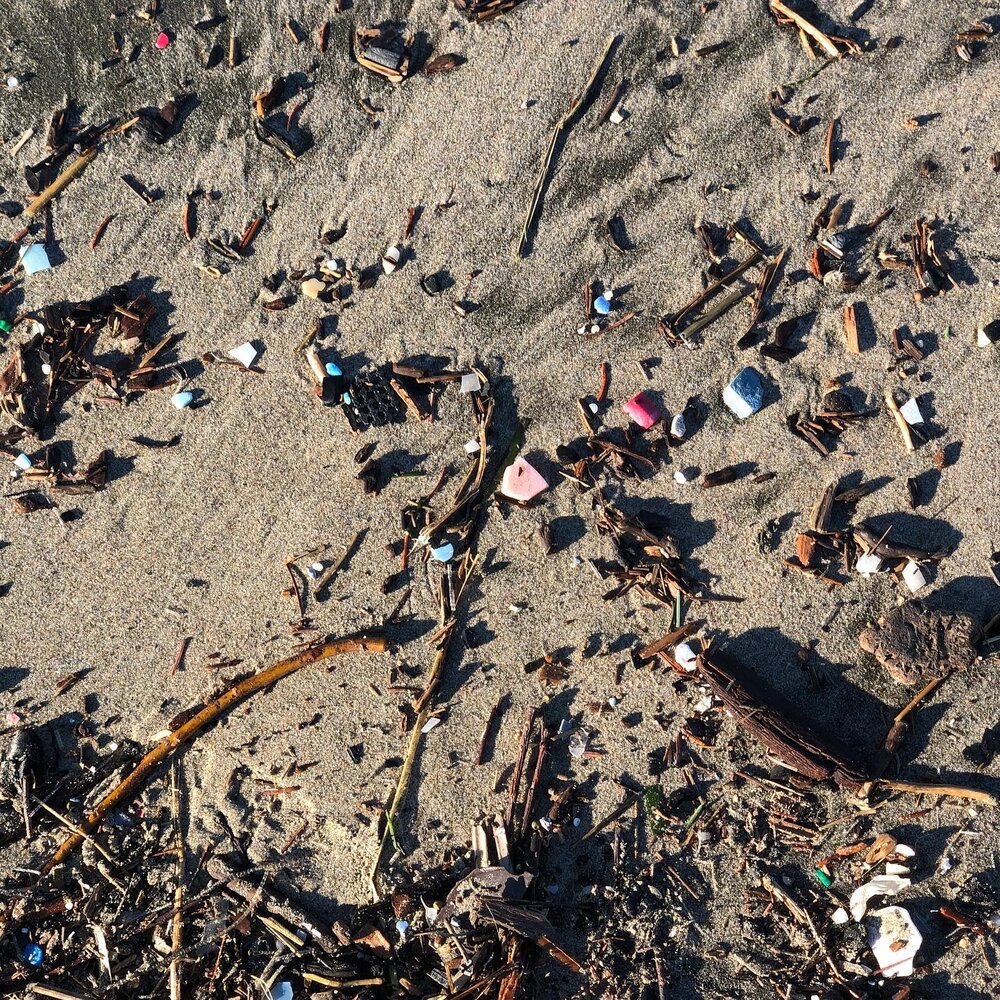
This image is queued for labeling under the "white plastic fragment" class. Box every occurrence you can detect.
[856,552,883,577]
[306,562,324,580]
[885,863,910,876]
[670,413,686,439]
[674,468,693,484]
[301,277,326,299]
[831,907,850,926]
[228,342,258,369]
[421,716,442,734]
[867,906,921,977]
[899,397,924,425]
[319,257,344,278]
[171,390,194,409]
[381,245,401,274]
[460,372,481,394]
[673,641,698,672]
[6,76,19,90]
[18,243,51,275]
[13,452,32,471]
[850,875,911,922]
[464,439,480,455]
[902,560,926,593]
[894,844,916,858]
[609,108,625,125]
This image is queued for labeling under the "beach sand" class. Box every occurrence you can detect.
[2,1,1000,995]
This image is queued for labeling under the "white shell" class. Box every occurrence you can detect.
[381,245,401,273]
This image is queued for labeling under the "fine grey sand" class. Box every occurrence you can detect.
[2,1,1000,997]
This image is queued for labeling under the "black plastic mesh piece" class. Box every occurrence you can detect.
[345,366,404,430]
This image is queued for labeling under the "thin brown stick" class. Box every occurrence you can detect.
[169,761,184,1000]
[44,632,386,870]
[824,117,837,173]
[24,147,98,218]
[516,37,617,257]
[873,778,996,806]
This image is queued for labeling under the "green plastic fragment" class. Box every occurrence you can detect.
[813,867,832,888]
[0,319,11,332]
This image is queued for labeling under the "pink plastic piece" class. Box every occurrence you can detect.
[622,391,660,429]
[501,457,549,502]
[155,31,172,49]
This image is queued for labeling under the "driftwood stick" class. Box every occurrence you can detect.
[44,632,386,870]
[884,386,915,452]
[769,0,841,58]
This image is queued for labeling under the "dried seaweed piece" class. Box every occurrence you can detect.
[454,0,529,21]
[425,53,465,75]
[254,117,312,160]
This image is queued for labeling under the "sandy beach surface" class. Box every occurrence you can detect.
[2,1,1000,997]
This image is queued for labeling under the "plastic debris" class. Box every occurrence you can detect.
[228,342,258,369]
[622,391,660,429]
[813,868,832,888]
[430,542,455,563]
[325,361,343,378]
[500,457,548,502]
[13,453,32,471]
[902,560,926,593]
[867,906,921,977]
[593,293,612,315]
[155,31,172,49]
[885,862,910,876]
[6,76,19,90]
[18,244,52,276]
[674,468,694,484]
[302,277,325,299]
[0,319,11,332]
[421,716,442,734]
[381,245,401,274]
[978,320,1000,347]
[171,390,194,409]
[850,874,911,921]
[464,439,480,454]
[319,258,344,278]
[831,907,850,925]
[723,366,764,419]
[460,372,481,394]
[609,108,625,125]
[673,641,698,672]
[670,413,686,439]
[856,552,883,576]
[21,942,44,966]
[899,397,924,425]
[267,982,293,1000]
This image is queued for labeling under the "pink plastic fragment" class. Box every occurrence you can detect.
[155,31,172,49]
[622,391,660,429]
[500,457,548,502]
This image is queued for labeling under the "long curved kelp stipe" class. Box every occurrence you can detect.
[44,631,387,872]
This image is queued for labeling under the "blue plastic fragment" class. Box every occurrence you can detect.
[723,366,764,419]
[325,361,343,377]
[593,294,612,316]
[430,542,455,563]
[22,942,44,966]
